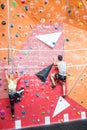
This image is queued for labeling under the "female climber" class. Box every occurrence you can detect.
[4,66,24,118]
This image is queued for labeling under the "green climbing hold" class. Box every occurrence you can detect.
[24,50,29,55]
[22,116,25,118]
[17,14,20,17]
[41,111,45,115]
[80,78,83,80]
[41,82,44,85]
[12,1,17,8]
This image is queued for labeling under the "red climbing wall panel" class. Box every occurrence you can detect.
[0,0,87,129]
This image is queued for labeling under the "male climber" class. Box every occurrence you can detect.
[50,55,67,98]
[4,66,24,118]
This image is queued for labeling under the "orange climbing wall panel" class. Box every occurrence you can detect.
[0,0,87,129]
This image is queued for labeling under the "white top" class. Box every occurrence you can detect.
[58,61,66,76]
[8,80,16,91]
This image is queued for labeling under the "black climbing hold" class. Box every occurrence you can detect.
[2,33,5,36]
[3,57,6,60]
[1,21,6,25]
[1,4,5,9]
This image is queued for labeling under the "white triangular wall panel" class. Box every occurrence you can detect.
[35,32,62,48]
[52,96,70,118]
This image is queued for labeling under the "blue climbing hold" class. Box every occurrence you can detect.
[24,79,28,83]
[67,9,71,13]
[15,33,19,37]
[10,24,14,28]
[55,27,58,30]
[24,5,28,11]
[8,58,12,62]
[36,93,39,97]
[22,110,26,115]
[66,38,69,42]
[52,42,56,45]
[19,70,24,74]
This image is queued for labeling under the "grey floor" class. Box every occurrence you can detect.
[18,119,87,130]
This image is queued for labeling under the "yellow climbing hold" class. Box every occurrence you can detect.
[78,2,83,8]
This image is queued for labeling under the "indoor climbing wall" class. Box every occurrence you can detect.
[0,0,87,129]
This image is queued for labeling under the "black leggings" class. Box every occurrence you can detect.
[9,92,20,116]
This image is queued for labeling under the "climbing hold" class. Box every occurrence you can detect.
[20,105,24,108]
[17,14,20,17]
[36,93,39,97]
[8,58,12,62]
[3,57,6,60]
[21,0,26,4]
[18,26,22,30]
[36,64,53,82]
[24,50,29,55]
[38,8,43,13]
[19,70,24,74]
[22,110,26,115]
[32,114,35,117]
[30,47,32,50]
[1,116,5,120]
[41,111,45,115]
[78,2,83,8]
[52,42,56,45]
[1,4,5,9]
[49,19,53,23]
[12,1,17,8]
[10,24,14,28]
[81,101,84,104]
[79,22,83,26]
[25,32,28,36]
[1,21,6,25]
[44,0,48,5]
[41,86,44,90]
[15,33,19,37]
[46,96,49,100]
[47,110,50,114]
[6,105,10,108]
[55,27,58,30]
[55,95,58,99]
[22,115,25,118]
[41,82,44,85]
[66,38,69,42]
[24,79,28,83]
[2,33,5,36]
[4,88,7,91]
[77,112,80,115]
[80,78,83,80]
[37,118,40,122]
[32,119,35,122]
[45,81,48,85]
[24,5,29,11]
[73,107,76,110]
[31,99,34,103]
[50,104,54,108]
[67,9,71,13]
[0,109,5,115]
[60,99,62,102]
[20,13,25,18]
[26,83,29,87]
[40,18,46,23]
